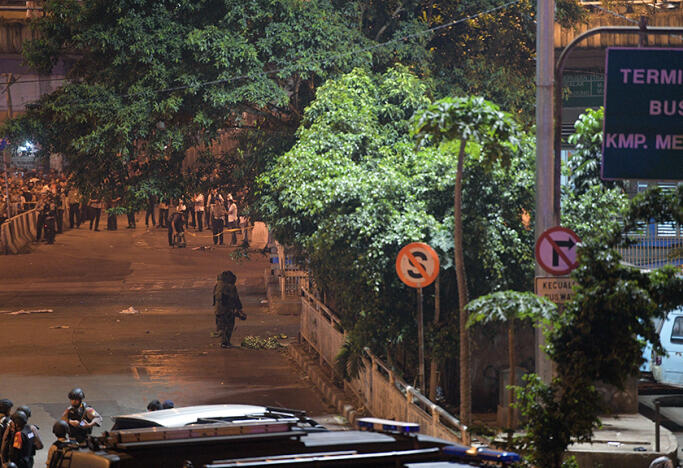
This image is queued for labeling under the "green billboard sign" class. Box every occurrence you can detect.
[602,48,683,180]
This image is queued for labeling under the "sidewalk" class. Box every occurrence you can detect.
[568,414,677,467]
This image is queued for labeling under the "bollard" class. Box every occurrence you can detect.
[655,399,660,452]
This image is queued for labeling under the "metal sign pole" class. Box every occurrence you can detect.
[417,287,425,390]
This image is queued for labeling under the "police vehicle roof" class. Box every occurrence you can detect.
[111,404,269,429]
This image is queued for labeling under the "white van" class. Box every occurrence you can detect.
[652,307,683,386]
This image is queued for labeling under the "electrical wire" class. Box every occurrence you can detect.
[591,4,640,25]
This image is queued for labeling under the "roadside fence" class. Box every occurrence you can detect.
[300,287,470,444]
[618,228,682,270]
[1,208,38,254]
[273,242,309,298]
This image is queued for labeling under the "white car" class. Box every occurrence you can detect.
[110,404,322,431]
[652,307,683,386]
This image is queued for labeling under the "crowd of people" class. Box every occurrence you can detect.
[0,388,102,468]
[1,168,250,248]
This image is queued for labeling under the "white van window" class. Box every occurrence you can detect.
[671,317,683,344]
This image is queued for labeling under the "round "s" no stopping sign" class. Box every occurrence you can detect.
[396,242,440,288]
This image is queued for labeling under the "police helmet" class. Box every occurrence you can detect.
[220,270,237,284]
[162,400,174,409]
[53,420,69,438]
[6,462,18,468]
[11,410,28,427]
[68,388,85,401]
[0,398,12,414]
[17,405,31,418]
[147,400,162,411]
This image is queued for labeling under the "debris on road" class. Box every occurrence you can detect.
[49,325,70,329]
[241,335,283,349]
[120,306,139,314]
[2,309,54,315]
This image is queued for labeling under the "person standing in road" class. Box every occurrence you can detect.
[7,410,32,468]
[158,199,168,228]
[211,195,226,245]
[145,195,156,229]
[61,388,102,444]
[15,405,42,466]
[54,188,65,234]
[88,197,102,231]
[0,398,12,464]
[193,193,205,232]
[168,206,186,247]
[227,195,238,246]
[67,187,80,228]
[213,270,244,348]
[46,420,77,468]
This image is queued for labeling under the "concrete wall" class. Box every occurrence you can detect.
[470,322,536,412]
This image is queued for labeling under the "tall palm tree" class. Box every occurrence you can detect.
[412,96,519,425]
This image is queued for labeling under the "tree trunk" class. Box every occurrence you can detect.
[429,276,440,401]
[455,139,470,426]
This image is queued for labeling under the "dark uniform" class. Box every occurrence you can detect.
[46,420,78,468]
[168,210,185,247]
[61,389,102,444]
[7,412,32,468]
[213,271,244,348]
[0,398,12,465]
[63,402,100,443]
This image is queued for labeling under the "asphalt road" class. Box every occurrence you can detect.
[0,218,334,466]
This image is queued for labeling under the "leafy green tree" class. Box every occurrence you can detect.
[412,96,520,424]
[4,0,409,200]
[562,107,628,239]
[2,0,590,201]
[516,233,682,468]
[514,182,682,468]
[257,67,535,404]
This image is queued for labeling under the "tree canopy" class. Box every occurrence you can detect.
[2,0,587,200]
[257,66,535,383]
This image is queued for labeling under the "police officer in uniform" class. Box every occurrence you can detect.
[7,410,33,468]
[15,405,42,466]
[213,271,245,348]
[46,420,78,468]
[0,398,13,464]
[61,388,102,443]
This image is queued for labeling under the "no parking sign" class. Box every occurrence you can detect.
[396,242,440,288]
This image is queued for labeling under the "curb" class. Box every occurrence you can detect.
[288,342,361,426]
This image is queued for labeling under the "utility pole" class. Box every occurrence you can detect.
[535,0,555,383]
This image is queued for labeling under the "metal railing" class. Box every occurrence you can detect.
[274,242,309,299]
[300,287,469,444]
[618,229,682,269]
